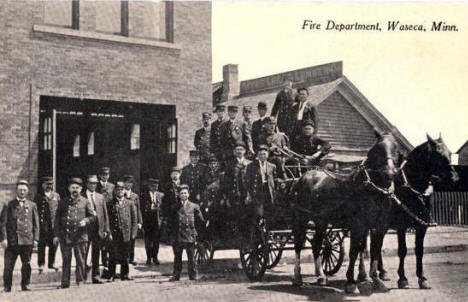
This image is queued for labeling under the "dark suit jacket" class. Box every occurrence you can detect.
[271,88,296,133]
[290,101,319,135]
[54,196,95,245]
[252,118,266,151]
[107,197,138,243]
[194,127,211,163]
[140,190,164,233]
[0,199,39,246]
[35,191,60,242]
[169,200,204,244]
[84,191,110,240]
[222,158,252,205]
[210,119,225,155]
[96,181,115,201]
[220,119,243,158]
[246,160,277,204]
[126,191,143,225]
[162,181,180,219]
[181,163,207,202]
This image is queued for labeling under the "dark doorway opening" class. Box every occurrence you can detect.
[38,96,177,197]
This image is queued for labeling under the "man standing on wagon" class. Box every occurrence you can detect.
[271,76,296,134]
[194,112,212,165]
[181,150,207,205]
[210,105,226,165]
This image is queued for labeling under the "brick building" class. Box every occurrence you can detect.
[213,62,413,162]
[0,1,212,199]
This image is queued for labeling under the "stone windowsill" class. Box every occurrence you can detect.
[32,24,181,51]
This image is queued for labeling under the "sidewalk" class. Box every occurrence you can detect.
[1,226,467,286]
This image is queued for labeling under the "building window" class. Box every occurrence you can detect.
[73,135,80,158]
[166,122,176,154]
[44,0,79,29]
[129,1,167,40]
[87,132,95,155]
[96,1,123,34]
[130,124,140,150]
[41,117,52,151]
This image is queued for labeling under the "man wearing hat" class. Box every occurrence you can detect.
[0,180,39,292]
[221,105,244,163]
[256,117,290,179]
[291,119,331,164]
[181,150,207,205]
[106,181,138,281]
[123,175,142,266]
[202,154,224,209]
[241,105,255,158]
[168,184,204,281]
[35,176,60,273]
[271,75,296,134]
[53,178,95,288]
[290,87,318,138]
[161,167,182,235]
[84,175,111,284]
[194,112,212,164]
[140,178,164,265]
[252,102,268,152]
[96,167,114,202]
[210,105,226,163]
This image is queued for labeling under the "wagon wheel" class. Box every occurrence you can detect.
[266,239,284,269]
[320,229,345,276]
[194,240,213,268]
[239,220,268,281]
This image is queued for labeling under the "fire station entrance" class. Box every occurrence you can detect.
[38,96,177,197]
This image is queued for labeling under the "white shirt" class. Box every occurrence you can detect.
[237,157,245,165]
[44,191,53,199]
[258,160,267,183]
[297,101,307,120]
[86,190,95,202]
[17,197,25,207]
[100,181,107,187]
[149,191,156,202]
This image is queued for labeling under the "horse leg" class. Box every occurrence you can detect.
[357,234,368,282]
[345,229,364,294]
[378,242,390,281]
[415,226,431,289]
[311,224,328,286]
[397,228,409,289]
[369,229,389,292]
[292,221,306,286]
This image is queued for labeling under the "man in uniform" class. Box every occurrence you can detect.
[291,120,331,164]
[123,175,142,266]
[84,175,110,284]
[161,167,182,236]
[256,117,290,179]
[221,105,244,163]
[53,178,95,289]
[252,101,268,152]
[1,180,39,292]
[210,105,226,164]
[168,185,205,281]
[241,105,255,157]
[202,153,224,209]
[290,87,318,138]
[35,176,60,273]
[181,150,207,205]
[194,112,212,164]
[96,167,114,201]
[271,76,296,133]
[106,181,138,281]
[140,178,164,265]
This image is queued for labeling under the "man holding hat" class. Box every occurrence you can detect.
[210,105,226,163]
[140,178,164,265]
[0,180,39,292]
[291,119,331,164]
[221,105,244,163]
[241,105,255,157]
[53,177,95,288]
[271,75,296,134]
[106,181,138,281]
[84,175,111,284]
[181,150,207,205]
[96,167,114,202]
[194,112,212,164]
[168,184,204,281]
[123,175,142,266]
[252,102,268,152]
[35,176,60,273]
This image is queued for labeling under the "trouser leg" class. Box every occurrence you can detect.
[91,239,101,279]
[120,241,130,278]
[186,243,197,279]
[19,246,33,288]
[60,242,72,287]
[73,243,87,284]
[38,240,46,267]
[108,242,117,279]
[3,246,19,289]
[172,243,183,278]
[144,235,152,261]
[128,239,135,262]
[154,237,160,261]
[48,241,57,268]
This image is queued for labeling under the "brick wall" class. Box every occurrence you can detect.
[0,1,212,201]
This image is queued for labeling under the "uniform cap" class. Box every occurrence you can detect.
[148,178,160,184]
[68,177,83,186]
[257,102,267,110]
[264,116,277,125]
[17,179,29,187]
[98,167,110,174]
[227,105,238,112]
[257,145,269,152]
[123,175,134,182]
[87,175,99,183]
[189,150,199,156]
[234,141,247,149]
[208,153,218,163]
[170,166,181,173]
[178,184,190,192]
[41,176,54,184]
[214,105,226,112]
[202,112,212,119]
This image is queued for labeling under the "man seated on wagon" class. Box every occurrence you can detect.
[256,116,289,180]
[291,119,331,165]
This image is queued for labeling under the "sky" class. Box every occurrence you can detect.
[212,2,468,154]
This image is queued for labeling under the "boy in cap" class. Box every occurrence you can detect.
[35,176,60,273]
[194,112,212,164]
[106,181,138,281]
[168,184,204,281]
[181,150,207,205]
[252,102,268,152]
[123,175,142,266]
[1,180,39,292]
[140,178,164,265]
[210,105,226,163]
[53,178,95,288]
[271,75,296,134]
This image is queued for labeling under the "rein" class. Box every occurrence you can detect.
[399,161,431,207]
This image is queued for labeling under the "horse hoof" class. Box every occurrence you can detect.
[317,277,328,286]
[345,282,360,294]
[372,279,389,292]
[357,272,368,282]
[379,272,391,281]
[418,278,431,290]
[397,278,409,289]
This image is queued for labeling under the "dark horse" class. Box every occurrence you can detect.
[374,134,459,290]
[291,130,401,293]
